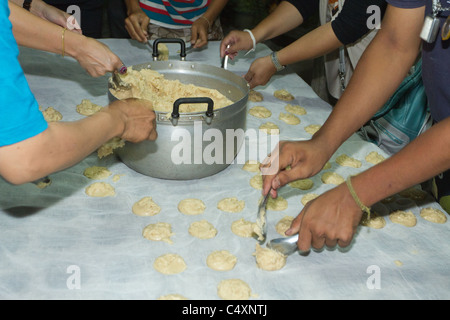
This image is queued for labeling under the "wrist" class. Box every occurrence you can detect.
[270,51,285,72]
[64,31,86,59]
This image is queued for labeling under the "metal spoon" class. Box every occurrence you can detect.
[267,234,299,256]
[253,188,271,244]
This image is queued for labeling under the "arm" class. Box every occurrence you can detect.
[124,0,150,43]
[220,1,307,58]
[9,2,123,77]
[191,0,229,48]
[9,0,81,33]
[0,99,157,185]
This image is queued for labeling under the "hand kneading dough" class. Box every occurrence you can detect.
[248,106,271,118]
[253,244,286,271]
[321,172,344,185]
[83,166,112,180]
[231,218,256,238]
[242,160,260,172]
[132,197,161,216]
[259,122,280,135]
[188,219,217,239]
[217,197,245,213]
[206,250,237,271]
[365,151,385,165]
[274,89,294,101]
[288,178,313,190]
[248,90,263,102]
[217,279,253,300]
[157,294,188,300]
[85,182,115,197]
[275,216,294,236]
[279,112,300,125]
[389,210,417,227]
[285,104,306,115]
[76,99,103,116]
[153,253,186,275]
[267,196,288,211]
[142,222,174,244]
[335,154,362,168]
[178,198,206,215]
[420,207,447,224]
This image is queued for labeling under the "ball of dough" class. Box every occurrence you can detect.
[267,196,288,211]
[360,212,386,229]
[157,294,188,300]
[217,279,253,300]
[288,178,313,190]
[142,222,174,244]
[301,193,319,206]
[248,106,271,118]
[217,197,245,213]
[85,182,115,197]
[304,124,321,135]
[420,207,447,224]
[253,244,286,271]
[274,89,294,101]
[178,198,206,215]
[335,154,362,168]
[249,174,263,190]
[321,172,344,185]
[248,90,264,102]
[279,112,300,125]
[389,210,417,227]
[365,151,385,165]
[206,250,237,271]
[259,122,280,135]
[242,160,260,172]
[76,99,103,116]
[188,220,217,239]
[275,216,294,236]
[41,107,62,122]
[285,104,306,115]
[132,197,161,216]
[153,253,186,275]
[83,166,112,180]
[231,218,256,238]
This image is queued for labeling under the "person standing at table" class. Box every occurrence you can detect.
[0,1,158,185]
[261,0,450,252]
[220,0,387,99]
[124,0,229,48]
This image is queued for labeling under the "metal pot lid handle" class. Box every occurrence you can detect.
[152,38,186,61]
[171,97,214,126]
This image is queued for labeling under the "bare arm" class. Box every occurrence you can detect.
[191,0,229,48]
[0,99,157,185]
[124,0,149,42]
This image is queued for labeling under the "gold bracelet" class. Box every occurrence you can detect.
[61,27,67,57]
[198,16,211,31]
[346,175,371,218]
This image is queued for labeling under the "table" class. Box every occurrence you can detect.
[1,40,449,300]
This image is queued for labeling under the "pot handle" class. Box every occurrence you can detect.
[171,97,214,126]
[152,38,186,61]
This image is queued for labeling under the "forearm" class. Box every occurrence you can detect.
[313,5,423,157]
[9,2,83,58]
[0,108,124,185]
[125,0,141,15]
[252,1,303,43]
[352,118,450,207]
[277,23,341,66]
[202,0,228,23]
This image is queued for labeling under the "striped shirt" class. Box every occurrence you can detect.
[139,0,210,29]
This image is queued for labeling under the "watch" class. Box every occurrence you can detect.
[270,51,285,72]
[23,0,32,11]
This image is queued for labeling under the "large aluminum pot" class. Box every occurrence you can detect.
[108,55,249,180]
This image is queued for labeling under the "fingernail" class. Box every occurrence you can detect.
[225,50,229,55]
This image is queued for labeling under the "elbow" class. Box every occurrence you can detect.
[0,158,47,185]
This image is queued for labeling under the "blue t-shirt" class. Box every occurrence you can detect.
[387,0,450,123]
[0,2,48,147]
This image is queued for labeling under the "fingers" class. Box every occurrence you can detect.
[125,14,149,43]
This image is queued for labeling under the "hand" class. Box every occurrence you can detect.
[125,9,150,43]
[244,55,276,89]
[190,18,209,48]
[285,183,363,251]
[107,99,157,143]
[220,30,254,59]
[32,0,82,33]
[261,140,331,199]
[74,37,125,77]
